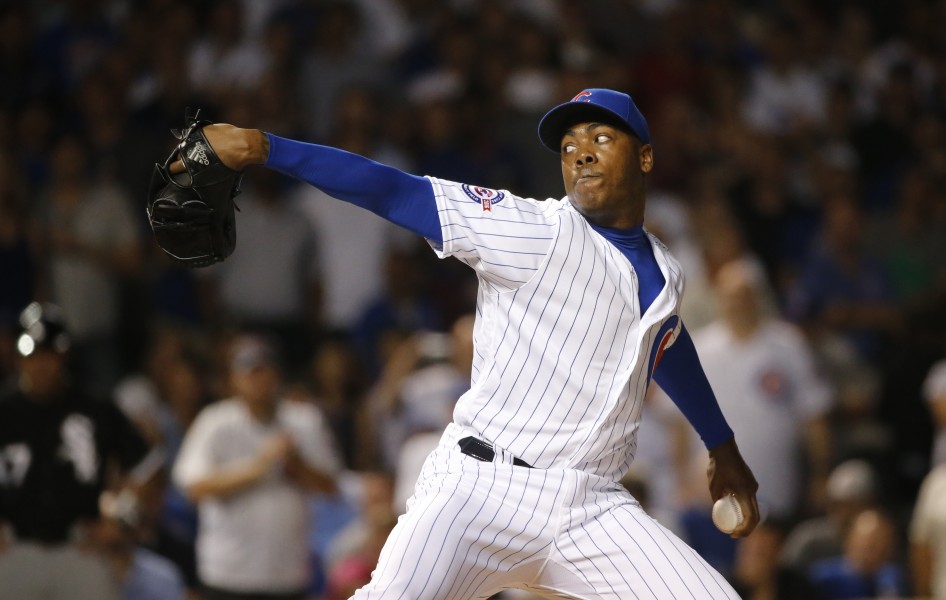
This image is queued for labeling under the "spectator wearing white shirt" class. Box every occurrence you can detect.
[911,462,946,600]
[172,335,341,600]
[693,258,834,519]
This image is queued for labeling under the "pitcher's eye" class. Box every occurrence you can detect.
[562,143,577,154]
[595,134,610,144]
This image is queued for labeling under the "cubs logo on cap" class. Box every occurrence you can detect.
[537,88,651,152]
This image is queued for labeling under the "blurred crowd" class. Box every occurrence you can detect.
[0,0,945,598]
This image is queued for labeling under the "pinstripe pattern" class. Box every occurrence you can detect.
[352,178,739,598]
[429,178,684,482]
[353,425,739,599]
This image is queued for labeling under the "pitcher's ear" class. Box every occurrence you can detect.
[640,144,654,173]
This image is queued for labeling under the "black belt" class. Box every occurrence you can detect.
[458,436,532,468]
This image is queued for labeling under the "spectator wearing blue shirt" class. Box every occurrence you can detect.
[97,489,186,600]
[121,547,186,600]
[807,508,909,599]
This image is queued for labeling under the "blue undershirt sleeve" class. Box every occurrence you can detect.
[264,133,442,243]
[653,324,734,450]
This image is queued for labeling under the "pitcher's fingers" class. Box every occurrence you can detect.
[169,158,185,174]
[731,494,759,538]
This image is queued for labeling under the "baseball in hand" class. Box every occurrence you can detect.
[712,495,744,533]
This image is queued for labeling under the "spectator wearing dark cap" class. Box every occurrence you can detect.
[0,302,158,600]
[781,459,882,572]
[172,334,342,600]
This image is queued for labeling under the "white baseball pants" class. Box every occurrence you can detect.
[352,424,739,599]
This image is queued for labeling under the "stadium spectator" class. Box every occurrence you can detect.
[694,258,833,519]
[807,508,909,599]
[0,302,158,600]
[172,334,340,600]
[323,471,397,590]
[296,1,388,140]
[298,332,370,469]
[910,461,946,600]
[365,314,473,476]
[387,314,476,510]
[740,16,827,136]
[786,196,900,365]
[349,241,446,379]
[782,458,882,572]
[114,326,210,590]
[186,0,267,104]
[96,486,187,600]
[31,134,143,397]
[200,167,322,375]
[731,517,824,600]
[297,85,416,334]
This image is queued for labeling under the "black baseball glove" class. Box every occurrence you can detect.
[146,108,244,267]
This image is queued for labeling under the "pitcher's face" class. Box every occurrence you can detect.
[560,121,652,227]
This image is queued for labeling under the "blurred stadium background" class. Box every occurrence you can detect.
[1,0,945,599]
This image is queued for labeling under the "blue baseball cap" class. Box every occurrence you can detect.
[537,88,650,153]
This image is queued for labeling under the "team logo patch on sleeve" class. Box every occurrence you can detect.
[462,184,504,212]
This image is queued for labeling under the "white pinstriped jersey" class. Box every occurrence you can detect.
[428,177,684,482]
